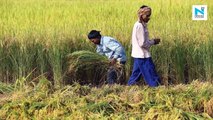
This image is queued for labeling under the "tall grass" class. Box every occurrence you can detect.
[0,0,212,86]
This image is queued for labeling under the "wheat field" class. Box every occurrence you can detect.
[0,0,213,119]
[0,0,212,86]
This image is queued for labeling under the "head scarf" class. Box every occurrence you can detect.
[137,6,151,22]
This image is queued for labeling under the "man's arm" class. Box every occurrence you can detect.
[105,39,123,60]
[136,24,155,49]
[96,46,104,55]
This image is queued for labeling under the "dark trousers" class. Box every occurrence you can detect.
[128,58,160,87]
[107,62,125,84]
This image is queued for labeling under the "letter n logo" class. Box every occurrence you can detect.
[192,5,207,20]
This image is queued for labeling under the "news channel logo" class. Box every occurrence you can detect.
[192,5,207,20]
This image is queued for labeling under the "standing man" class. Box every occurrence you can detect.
[88,30,127,84]
[128,5,161,87]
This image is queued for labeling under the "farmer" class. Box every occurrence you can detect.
[128,5,161,87]
[87,30,127,84]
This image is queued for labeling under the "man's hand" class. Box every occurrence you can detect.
[153,38,160,45]
[109,58,117,65]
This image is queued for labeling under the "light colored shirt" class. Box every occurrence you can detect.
[131,21,155,58]
[96,36,127,62]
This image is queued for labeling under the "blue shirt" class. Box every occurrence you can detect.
[96,36,127,62]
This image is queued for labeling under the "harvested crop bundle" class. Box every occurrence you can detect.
[64,50,109,85]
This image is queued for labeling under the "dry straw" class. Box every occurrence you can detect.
[64,50,109,85]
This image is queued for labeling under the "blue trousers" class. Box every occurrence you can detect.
[128,58,160,87]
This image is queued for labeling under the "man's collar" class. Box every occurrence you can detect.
[97,36,104,46]
[138,20,147,27]
[100,36,104,45]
